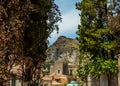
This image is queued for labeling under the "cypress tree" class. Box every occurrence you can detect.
[76,0,118,85]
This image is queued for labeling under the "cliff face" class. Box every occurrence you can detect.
[46,36,79,64]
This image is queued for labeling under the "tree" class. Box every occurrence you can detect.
[0,0,61,85]
[23,0,61,85]
[108,0,120,55]
[76,0,118,85]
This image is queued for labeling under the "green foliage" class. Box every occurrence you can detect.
[101,40,118,49]
[76,0,119,83]
[89,59,118,78]
[22,0,61,83]
[76,0,110,59]
[77,58,118,80]
[23,0,61,59]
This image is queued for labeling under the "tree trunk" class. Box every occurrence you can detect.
[92,76,100,86]
[0,79,3,86]
[118,56,120,86]
[24,68,32,86]
[100,74,108,86]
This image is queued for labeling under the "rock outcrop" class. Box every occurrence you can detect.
[46,36,79,64]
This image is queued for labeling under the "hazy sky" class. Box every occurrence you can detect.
[48,0,81,45]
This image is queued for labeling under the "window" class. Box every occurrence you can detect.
[11,78,16,86]
[69,69,73,75]
[58,70,60,74]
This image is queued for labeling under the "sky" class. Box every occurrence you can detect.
[48,0,81,45]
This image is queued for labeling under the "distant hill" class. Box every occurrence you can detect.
[46,36,79,64]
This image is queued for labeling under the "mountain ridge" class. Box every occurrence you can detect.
[46,36,79,63]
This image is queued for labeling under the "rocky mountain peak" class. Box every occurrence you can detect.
[46,36,79,64]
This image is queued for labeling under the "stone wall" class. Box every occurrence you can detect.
[50,60,63,74]
[85,74,118,86]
